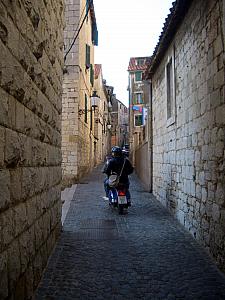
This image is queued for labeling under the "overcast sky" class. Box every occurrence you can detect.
[94,0,174,106]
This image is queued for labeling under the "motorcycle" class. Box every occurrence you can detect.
[108,185,130,215]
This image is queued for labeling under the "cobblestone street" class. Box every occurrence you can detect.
[35,165,225,300]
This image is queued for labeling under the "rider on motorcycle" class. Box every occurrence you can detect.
[103,146,134,205]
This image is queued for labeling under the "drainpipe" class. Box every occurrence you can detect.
[143,79,153,192]
[148,80,153,193]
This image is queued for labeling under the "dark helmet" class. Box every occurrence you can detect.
[111,146,122,157]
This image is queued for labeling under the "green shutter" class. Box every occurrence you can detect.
[135,114,143,126]
[90,64,94,86]
[86,44,90,67]
[86,0,89,14]
[135,71,142,82]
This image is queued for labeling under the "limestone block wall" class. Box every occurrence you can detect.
[62,0,96,186]
[152,0,225,270]
[0,0,64,298]
[62,0,81,186]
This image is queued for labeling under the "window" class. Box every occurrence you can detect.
[85,94,88,123]
[92,23,98,46]
[165,53,175,126]
[85,44,90,68]
[135,71,142,82]
[136,58,145,66]
[134,114,143,127]
[90,64,94,86]
[134,92,143,104]
[86,0,90,15]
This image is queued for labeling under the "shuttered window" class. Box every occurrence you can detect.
[166,58,173,120]
[86,44,90,67]
[135,71,142,82]
[90,64,94,86]
[134,114,143,126]
[134,93,143,104]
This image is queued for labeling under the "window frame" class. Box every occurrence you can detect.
[134,114,143,127]
[134,71,142,82]
[134,92,143,104]
[85,44,90,68]
[136,58,145,66]
[165,48,176,127]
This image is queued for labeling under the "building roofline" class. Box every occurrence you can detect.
[145,0,193,79]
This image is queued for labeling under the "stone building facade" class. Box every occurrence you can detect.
[145,0,225,271]
[128,57,152,191]
[93,64,112,164]
[62,0,98,186]
[0,0,64,298]
[117,100,128,148]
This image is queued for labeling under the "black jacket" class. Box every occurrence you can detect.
[103,156,134,184]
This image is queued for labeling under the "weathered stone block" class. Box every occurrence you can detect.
[15,101,25,132]
[0,251,8,299]
[10,168,22,204]
[213,36,223,57]
[0,88,8,126]
[0,169,10,211]
[21,167,33,200]
[5,129,22,168]
[215,104,225,125]
[13,203,27,237]
[215,183,225,205]
[212,203,220,221]
[0,126,5,167]
[19,227,35,274]
[7,239,21,292]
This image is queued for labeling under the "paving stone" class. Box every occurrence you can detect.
[35,165,225,299]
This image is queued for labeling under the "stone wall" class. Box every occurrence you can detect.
[135,142,151,191]
[0,0,64,298]
[62,0,96,187]
[152,0,225,270]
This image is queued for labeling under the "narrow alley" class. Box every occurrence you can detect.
[35,165,225,300]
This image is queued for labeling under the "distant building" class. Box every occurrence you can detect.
[93,64,112,163]
[127,57,152,190]
[117,100,129,147]
[106,86,128,148]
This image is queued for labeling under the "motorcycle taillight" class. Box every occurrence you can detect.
[118,190,126,196]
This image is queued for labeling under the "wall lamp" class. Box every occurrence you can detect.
[78,91,100,115]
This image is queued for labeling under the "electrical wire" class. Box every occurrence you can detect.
[64,3,86,52]
[64,0,93,62]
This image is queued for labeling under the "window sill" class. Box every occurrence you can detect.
[166,116,175,127]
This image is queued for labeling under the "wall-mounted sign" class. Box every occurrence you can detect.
[132,105,140,111]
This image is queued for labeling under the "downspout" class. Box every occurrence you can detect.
[149,79,153,193]
[144,79,153,192]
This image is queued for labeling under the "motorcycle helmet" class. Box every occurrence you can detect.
[111,146,122,157]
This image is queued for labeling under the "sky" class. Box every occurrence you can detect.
[94,0,174,106]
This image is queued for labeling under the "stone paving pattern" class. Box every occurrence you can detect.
[35,165,225,299]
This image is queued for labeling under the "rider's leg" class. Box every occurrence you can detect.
[104,178,110,197]
[125,183,131,206]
